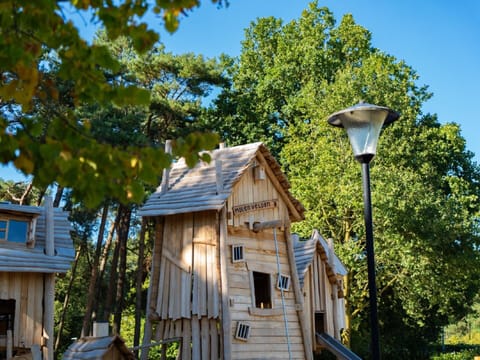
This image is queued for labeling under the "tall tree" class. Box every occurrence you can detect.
[210,2,480,358]
[0,0,225,207]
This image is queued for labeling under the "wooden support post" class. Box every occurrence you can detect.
[161,140,172,194]
[328,238,339,339]
[284,224,313,360]
[6,327,12,359]
[215,160,224,194]
[218,206,232,359]
[43,196,55,360]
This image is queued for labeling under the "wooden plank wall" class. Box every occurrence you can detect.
[0,272,44,349]
[227,162,288,228]
[311,254,336,338]
[227,230,305,359]
[152,211,221,360]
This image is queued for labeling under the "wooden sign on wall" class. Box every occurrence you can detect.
[232,199,278,216]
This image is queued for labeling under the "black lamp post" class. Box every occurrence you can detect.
[327,102,399,360]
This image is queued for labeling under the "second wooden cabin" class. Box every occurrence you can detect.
[139,142,351,360]
[0,198,74,360]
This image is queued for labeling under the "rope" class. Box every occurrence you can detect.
[273,227,292,359]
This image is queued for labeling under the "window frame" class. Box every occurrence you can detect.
[276,273,291,291]
[0,215,34,247]
[231,244,245,263]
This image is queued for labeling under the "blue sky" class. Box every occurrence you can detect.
[156,0,479,162]
[1,0,479,181]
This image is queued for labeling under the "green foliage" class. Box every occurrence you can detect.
[431,348,480,360]
[0,0,225,207]
[211,1,480,358]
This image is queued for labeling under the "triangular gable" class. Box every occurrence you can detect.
[139,142,304,220]
[293,230,347,288]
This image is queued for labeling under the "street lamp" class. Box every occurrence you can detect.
[327,102,399,360]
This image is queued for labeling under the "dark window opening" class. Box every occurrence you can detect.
[0,299,15,337]
[253,271,271,309]
[315,312,326,335]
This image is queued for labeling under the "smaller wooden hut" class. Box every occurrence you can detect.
[294,229,360,359]
[0,199,74,359]
[62,336,135,360]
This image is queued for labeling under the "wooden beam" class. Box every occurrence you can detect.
[43,196,55,360]
[252,220,283,232]
[284,224,313,360]
[218,206,232,359]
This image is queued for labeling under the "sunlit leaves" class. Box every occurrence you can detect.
[0,0,226,207]
[212,1,480,354]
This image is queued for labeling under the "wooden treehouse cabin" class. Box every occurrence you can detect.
[139,142,354,360]
[0,198,74,360]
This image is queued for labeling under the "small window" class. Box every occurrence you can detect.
[253,271,272,309]
[231,245,245,263]
[235,322,251,341]
[0,220,6,241]
[0,218,30,244]
[277,274,291,291]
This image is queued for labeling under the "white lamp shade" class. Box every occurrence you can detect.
[327,102,399,161]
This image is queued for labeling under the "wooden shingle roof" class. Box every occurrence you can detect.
[293,230,347,288]
[62,336,135,360]
[0,203,75,273]
[139,142,305,220]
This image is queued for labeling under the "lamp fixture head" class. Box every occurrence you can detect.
[327,102,400,163]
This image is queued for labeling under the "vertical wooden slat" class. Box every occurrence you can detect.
[200,317,209,360]
[20,273,28,345]
[0,272,8,298]
[169,219,180,320]
[13,273,21,347]
[210,320,219,360]
[199,243,207,316]
[206,244,214,318]
[156,253,167,317]
[285,225,313,360]
[182,319,192,360]
[43,196,55,360]
[181,213,193,318]
[218,206,232,359]
[192,241,199,316]
[191,317,200,360]
[26,274,36,345]
[210,243,219,318]
[34,274,44,346]
[155,320,165,341]
[161,262,171,320]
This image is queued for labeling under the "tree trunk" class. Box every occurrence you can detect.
[343,272,352,348]
[133,219,147,358]
[112,204,132,335]
[81,203,109,337]
[100,209,122,323]
[53,186,64,208]
[94,216,116,320]
[54,244,83,352]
